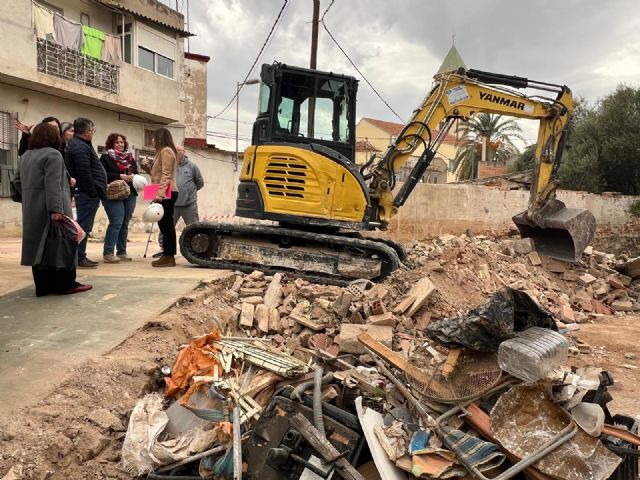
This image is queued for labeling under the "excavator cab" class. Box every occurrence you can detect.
[251,63,359,163]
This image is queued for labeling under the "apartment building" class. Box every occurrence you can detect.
[0,0,198,193]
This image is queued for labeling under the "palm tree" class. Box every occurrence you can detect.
[452,113,524,180]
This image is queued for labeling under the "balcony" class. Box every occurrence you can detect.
[36,38,119,94]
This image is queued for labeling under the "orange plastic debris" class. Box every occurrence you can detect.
[165,331,222,398]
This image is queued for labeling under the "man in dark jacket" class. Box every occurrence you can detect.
[66,118,107,268]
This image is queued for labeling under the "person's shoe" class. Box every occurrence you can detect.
[152,255,176,267]
[78,259,98,269]
[152,251,164,259]
[103,254,121,263]
[85,257,99,265]
[117,253,133,261]
[64,284,93,294]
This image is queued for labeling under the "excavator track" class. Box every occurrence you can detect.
[179,222,402,286]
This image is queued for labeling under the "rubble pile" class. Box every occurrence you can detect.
[116,234,640,479]
[406,234,640,324]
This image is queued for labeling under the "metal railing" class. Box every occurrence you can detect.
[36,38,119,94]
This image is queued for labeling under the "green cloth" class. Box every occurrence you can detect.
[81,25,105,59]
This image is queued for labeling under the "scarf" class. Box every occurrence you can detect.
[108,149,133,173]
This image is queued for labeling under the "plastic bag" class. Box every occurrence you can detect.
[426,288,556,351]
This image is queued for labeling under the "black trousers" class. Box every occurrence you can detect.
[158,192,178,255]
[32,265,77,297]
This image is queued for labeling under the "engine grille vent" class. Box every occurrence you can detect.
[264,157,311,199]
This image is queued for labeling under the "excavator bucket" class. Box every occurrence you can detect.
[512,200,596,262]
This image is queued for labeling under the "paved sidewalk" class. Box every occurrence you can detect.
[0,233,229,415]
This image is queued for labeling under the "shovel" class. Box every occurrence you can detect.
[513,198,596,262]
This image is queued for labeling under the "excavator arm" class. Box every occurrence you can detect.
[366,68,595,261]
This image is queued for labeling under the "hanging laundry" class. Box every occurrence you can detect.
[53,13,84,51]
[81,25,105,59]
[32,2,56,41]
[102,34,122,65]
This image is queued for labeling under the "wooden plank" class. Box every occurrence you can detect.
[357,332,407,370]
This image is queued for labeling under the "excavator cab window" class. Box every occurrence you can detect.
[252,63,358,162]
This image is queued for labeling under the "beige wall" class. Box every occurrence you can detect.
[383,183,638,241]
[181,57,208,140]
[0,0,184,124]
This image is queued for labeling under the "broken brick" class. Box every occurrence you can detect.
[240,303,255,328]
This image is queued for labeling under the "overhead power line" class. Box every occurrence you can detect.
[208,0,289,119]
[321,0,404,123]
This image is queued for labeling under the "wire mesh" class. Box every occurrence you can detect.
[406,347,502,403]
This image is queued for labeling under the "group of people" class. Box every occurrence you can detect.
[14,116,204,297]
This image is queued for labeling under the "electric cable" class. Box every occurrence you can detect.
[208,0,289,120]
[321,0,404,124]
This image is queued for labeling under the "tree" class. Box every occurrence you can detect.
[511,144,536,172]
[559,86,640,195]
[452,113,524,180]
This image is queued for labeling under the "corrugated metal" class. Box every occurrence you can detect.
[94,1,194,37]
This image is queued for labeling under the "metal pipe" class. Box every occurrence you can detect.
[233,407,242,480]
[313,366,326,436]
[155,445,226,473]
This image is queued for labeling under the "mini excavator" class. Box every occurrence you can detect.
[180,63,596,285]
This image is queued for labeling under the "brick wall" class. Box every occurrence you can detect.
[477,162,508,179]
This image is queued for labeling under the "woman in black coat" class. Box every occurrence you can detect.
[99,133,138,263]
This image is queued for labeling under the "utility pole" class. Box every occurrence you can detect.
[310,0,319,69]
[308,0,320,138]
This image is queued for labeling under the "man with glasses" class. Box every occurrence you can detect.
[66,118,107,268]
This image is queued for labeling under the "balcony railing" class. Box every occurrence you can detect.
[36,38,119,94]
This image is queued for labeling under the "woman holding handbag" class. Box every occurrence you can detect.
[141,127,178,267]
[13,122,91,296]
[100,133,138,263]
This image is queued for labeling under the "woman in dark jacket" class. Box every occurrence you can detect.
[99,133,138,263]
[14,123,92,296]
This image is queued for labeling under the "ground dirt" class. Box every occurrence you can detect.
[1,234,639,479]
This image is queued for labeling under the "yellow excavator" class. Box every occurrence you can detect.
[180,63,596,284]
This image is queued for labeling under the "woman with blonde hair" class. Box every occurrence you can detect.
[141,127,178,267]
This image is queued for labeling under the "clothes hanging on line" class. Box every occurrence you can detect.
[32,2,56,41]
[102,34,122,65]
[53,13,84,50]
[81,25,106,59]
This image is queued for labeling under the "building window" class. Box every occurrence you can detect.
[80,12,90,26]
[116,22,133,64]
[0,111,17,167]
[0,111,18,198]
[137,47,174,78]
[138,46,155,72]
[137,23,176,79]
[156,54,173,78]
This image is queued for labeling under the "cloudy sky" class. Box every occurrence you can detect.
[175,0,640,151]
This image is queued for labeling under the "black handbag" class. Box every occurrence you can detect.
[38,220,78,269]
[9,171,21,203]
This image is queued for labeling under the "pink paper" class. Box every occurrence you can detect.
[143,183,171,200]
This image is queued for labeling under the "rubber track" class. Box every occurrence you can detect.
[179,222,401,287]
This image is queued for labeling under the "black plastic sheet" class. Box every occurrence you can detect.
[426,288,556,351]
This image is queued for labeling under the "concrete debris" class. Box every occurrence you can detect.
[116,232,639,480]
